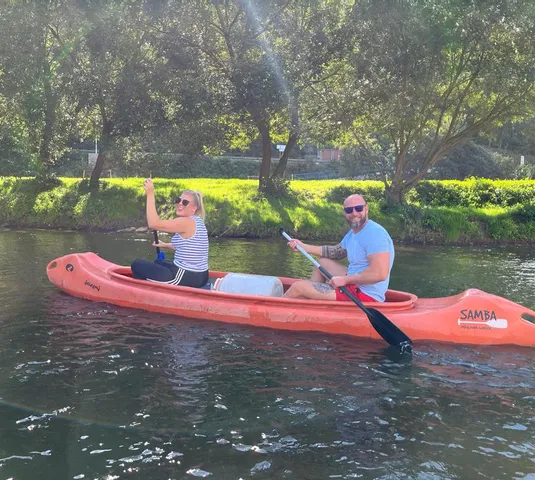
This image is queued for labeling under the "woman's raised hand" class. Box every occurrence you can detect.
[143,178,155,195]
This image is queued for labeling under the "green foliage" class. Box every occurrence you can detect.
[510,204,535,223]
[77,179,110,194]
[0,1,83,172]
[428,143,501,180]
[128,155,261,179]
[409,178,535,208]
[323,182,385,204]
[490,150,535,179]
[31,174,61,193]
[0,125,33,175]
[408,181,463,207]
[309,0,535,205]
[486,216,519,240]
[0,177,534,245]
[54,153,336,180]
[259,176,293,199]
[334,148,392,180]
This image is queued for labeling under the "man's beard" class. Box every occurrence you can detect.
[347,213,368,230]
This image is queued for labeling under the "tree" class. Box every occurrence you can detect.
[71,0,231,185]
[310,0,535,204]
[0,0,82,174]
[156,0,351,191]
[67,1,167,185]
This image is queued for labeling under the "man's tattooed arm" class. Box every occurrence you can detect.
[321,243,347,260]
[312,282,334,293]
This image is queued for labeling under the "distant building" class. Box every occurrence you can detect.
[319,148,343,161]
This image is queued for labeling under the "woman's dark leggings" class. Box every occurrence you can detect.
[131,258,208,288]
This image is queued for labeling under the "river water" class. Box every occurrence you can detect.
[0,229,534,480]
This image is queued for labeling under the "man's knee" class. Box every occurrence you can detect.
[284,280,304,298]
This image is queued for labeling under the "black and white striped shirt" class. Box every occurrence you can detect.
[171,216,209,272]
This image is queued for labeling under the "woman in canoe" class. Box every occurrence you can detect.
[131,178,209,288]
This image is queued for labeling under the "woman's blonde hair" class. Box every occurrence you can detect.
[181,189,206,220]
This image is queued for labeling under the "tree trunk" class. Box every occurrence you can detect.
[90,132,112,187]
[257,120,272,190]
[272,99,299,178]
[384,181,406,206]
[383,148,408,205]
[89,149,106,186]
[38,55,56,173]
[272,132,297,178]
[90,106,113,187]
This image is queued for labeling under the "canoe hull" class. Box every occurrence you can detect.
[46,253,535,346]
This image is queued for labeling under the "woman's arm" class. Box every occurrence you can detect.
[152,241,176,251]
[144,179,193,234]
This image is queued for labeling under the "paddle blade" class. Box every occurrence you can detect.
[339,285,413,354]
[367,307,413,354]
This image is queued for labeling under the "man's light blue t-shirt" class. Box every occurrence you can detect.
[340,220,395,302]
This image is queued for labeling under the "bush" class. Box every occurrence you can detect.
[428,142,501,180]
[259,176,292,199]
[409,181,465,206]
[31,174,62,192]
[510,204,535,223]
[409,178,535,207]
[324,183,385,204]
[492,151,535,179]
[486,216,519,240]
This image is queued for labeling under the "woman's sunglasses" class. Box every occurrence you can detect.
[344,205,366,214]
[175,197,191,207]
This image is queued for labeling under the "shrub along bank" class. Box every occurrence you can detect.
[1,176,535,244]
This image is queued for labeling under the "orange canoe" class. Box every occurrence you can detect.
[46,252,535,347]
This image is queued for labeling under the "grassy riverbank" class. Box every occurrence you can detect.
[1,176,535,244]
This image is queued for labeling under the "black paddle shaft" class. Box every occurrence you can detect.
[153,230,161,256]
[315,264,373,316]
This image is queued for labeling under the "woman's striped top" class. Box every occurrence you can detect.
[171,216,209,272]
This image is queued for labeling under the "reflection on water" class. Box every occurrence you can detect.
[0,229,533,479]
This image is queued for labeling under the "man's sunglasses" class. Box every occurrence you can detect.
[344,205,366,214]
[175,197,191,207]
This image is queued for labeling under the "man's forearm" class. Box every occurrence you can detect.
[299,243,322,256]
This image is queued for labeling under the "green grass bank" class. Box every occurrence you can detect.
[1,176,535,244]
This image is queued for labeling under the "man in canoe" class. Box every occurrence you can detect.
[131,178,209,288]
[284,194,394,302]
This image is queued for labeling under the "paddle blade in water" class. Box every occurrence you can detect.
[367,307,413,354]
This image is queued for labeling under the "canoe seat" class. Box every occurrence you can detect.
[385,290,415,303]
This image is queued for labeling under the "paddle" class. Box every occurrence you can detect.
[280,228,413,354]
[153,230,165,260]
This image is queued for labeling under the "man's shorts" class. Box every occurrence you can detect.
[335,284,377,302]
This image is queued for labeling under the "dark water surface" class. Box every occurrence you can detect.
[0,230,534,480]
